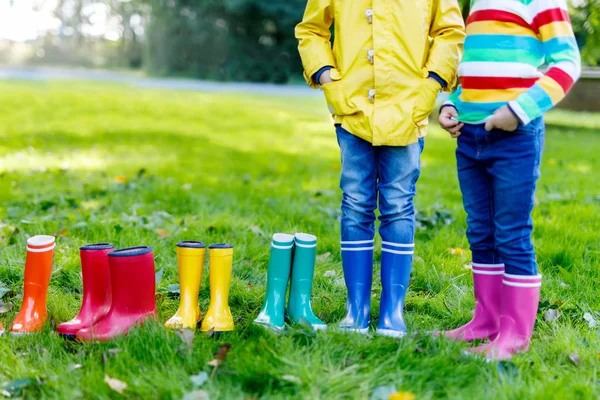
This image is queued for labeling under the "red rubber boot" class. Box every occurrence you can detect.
[77,246,156,342]
[56,243,114,338]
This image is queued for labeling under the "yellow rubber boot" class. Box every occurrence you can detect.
[201,244,234,332]
[165,241,206,330]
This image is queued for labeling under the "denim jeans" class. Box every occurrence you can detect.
[336,126,424,245]
[456,118,545,276]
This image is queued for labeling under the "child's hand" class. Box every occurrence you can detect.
[319,69,333,85]
[439,106,463,138]
[412,78,441,124]
[485,106,519,132]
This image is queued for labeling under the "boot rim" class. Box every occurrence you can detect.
[109,246,153,257]
[177,241,206,249]
[27,235,55,247]
[80,243,115,251]
[209,243,233,249]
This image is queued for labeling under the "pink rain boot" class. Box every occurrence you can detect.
[442,263,504,342]
[469,274,542,360]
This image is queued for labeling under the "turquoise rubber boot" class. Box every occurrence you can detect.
[287,233,326,330]
[254,233,295,332]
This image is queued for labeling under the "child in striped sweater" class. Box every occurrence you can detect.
[438,0,581,360]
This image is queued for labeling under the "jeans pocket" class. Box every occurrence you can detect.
[322,80,354,116]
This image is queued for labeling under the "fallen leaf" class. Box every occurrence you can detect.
[317,252,331,262]
[210,344,232,378]
[67,364,82,372]
[190,371,209,387]
[155,228,170,238]
[448,247,466,255]
[323,270,336,278]
[167,284,180,294]
[0,301,13,314]
[108,348,122,356]
[583,312,598,328]
[183,390,210,400]
[569,353,581,366]
[281,375,302,384]
[155,269,164,285]
[176,329,195,348]
[247,282,255,289]
[216,344,232,362]
[370,385,397,400]
[0,287,10,299]
[389,393,416,400]
[114,175,128,183]
[55,228,68,237]
[544,309,560,323]
[3,378,35,396]
[104,376,127,394]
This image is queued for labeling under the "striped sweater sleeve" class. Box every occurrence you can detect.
[508,0,581,125]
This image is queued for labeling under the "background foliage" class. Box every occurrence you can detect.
[3,0,600,82]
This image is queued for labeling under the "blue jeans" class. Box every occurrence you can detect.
[336,126,424,245]
[456,119,545,276]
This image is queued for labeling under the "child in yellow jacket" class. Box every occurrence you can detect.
[296,1,465,336]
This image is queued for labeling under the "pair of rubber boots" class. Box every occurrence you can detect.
[254,233,326,332]
[440,262,542,360]
[165,242,235,332]
[339,240,414,337]
[56,244,157,341]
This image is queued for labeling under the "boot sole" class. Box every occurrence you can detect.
[338,327,369,335]
[375,328,407,339]
[58,333,77,340]
[253,321,284,333]
[9,331,32,337]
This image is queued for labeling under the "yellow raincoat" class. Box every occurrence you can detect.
[296,0,465,146]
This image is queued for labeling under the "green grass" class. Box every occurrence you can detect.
[0,81,599,399]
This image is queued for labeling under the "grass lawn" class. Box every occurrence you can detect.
[0,81,598,399]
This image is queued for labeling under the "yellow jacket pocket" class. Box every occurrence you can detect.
[412,78,441,125]
[322,79,354,116]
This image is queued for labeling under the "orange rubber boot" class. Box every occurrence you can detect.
[10,235,56,335]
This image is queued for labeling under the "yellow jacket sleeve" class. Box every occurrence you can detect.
[295,0,336,88]
[425,0,465,90]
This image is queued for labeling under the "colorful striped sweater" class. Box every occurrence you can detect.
[445,0,581,125]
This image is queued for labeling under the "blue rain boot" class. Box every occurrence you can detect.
[338,240,374,334]
[376,241,413,338]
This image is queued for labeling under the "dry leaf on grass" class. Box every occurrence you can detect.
[544,309,560,323]
[176,329,195,348]
[114,176,128,183]
[155,228,170,238]
[209,344,232,378]
[0,301,13,314]
[389,393,416,400]
[448,247,467,255]
[104,376,127,394]
[183,390,210,400]
[281,375,301,384]
[568,353,581,366]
